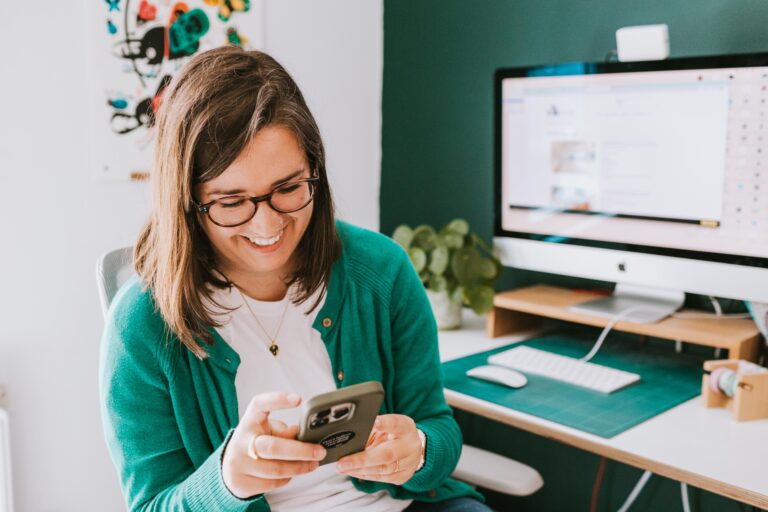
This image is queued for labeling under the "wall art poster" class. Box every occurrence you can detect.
[91,0,263,181]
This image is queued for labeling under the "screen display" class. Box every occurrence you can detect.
[497,57,768,267]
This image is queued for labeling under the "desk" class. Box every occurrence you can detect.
[439,312,768,509]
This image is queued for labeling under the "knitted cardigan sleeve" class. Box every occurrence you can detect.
[98,282,266,512]
[387,250,463,492]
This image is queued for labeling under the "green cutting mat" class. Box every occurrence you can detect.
[442,332,704,438]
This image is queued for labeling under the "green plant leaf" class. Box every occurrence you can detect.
[493,258,504,280]
[446,219,469,235]
[440,231,464,249]
[466,285,495,314]
[392,225,413,249]
[451,246,482,286]
[429,245,449,275]
[408,247,427,272]
[412,225,437,252]
[478,258,497,279]
[470,232,493,254]
[401,221,500,314]
[429,274,447,292]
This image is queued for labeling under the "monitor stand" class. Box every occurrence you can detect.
[568,283,684,323]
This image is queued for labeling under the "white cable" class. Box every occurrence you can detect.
[581,306,659,362]
[708,296,723,316]
[673,296,752,319]
[616,470,653,512]
[680,483,691,512]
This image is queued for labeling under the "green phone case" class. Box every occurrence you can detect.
[297,381,385,465]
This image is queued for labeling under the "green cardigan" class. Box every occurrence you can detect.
[99,221,480,511]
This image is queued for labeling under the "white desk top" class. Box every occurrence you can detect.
[439,312,768,508]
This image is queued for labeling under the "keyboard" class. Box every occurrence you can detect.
[487,346,641,394]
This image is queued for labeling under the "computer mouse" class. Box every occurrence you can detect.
[466,365,528,388]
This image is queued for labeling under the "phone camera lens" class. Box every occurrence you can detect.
[317,408,331,418]
[333,407,350,419]
[310,416,330,429]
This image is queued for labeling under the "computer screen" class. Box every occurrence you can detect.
[494,53,768,318]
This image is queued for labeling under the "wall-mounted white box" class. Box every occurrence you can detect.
[616,24,670,62]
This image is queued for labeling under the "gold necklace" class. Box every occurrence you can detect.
[236,287,290,357]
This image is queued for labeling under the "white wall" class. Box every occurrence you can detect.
[0,1,382,510]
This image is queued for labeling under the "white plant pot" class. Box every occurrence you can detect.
[426,289,463,330]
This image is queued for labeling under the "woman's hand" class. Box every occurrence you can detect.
[336,414,423,485]
[222,391,326,499]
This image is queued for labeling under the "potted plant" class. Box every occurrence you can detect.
[391,219,501,329]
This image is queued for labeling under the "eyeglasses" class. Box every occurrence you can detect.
[193,177,319,227]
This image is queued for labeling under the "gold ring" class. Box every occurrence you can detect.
[247,434,260,461]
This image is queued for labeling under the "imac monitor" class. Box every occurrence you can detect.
[495,53,768,323]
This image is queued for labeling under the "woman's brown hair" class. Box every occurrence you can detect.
[134,46,341,358]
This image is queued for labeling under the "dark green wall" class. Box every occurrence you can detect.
[381,0,768,238]
[382,2,768,511]
[381,0,768,295]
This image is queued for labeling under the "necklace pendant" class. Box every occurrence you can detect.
[269,344,279,357]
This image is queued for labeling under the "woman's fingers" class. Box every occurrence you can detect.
[268,419,288,433]
[341,450,420,485]
[336,413,422,486]
[341,453,420,477]
[251,434,326,462]
[365,429,388,448]
[241,392,302,431]
[223,391,317,499]
[337,440,401,471]
[338,415,415,471]
[272,424,300,440]
[370,414,414,436]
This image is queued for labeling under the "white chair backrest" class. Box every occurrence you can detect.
[0,408,13,512]
[96,247,135,319]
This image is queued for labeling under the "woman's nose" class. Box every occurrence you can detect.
[246,200,284,235]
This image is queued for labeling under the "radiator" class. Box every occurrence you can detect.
[0,408,12,512]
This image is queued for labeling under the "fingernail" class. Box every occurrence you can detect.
[337,461,350,470]
[374,418,381,429]
[314,447,326,459]
[287,392,300,403]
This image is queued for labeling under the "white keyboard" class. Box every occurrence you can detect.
[487,346,641,394]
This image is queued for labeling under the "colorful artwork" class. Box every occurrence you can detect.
[90,0,263,181]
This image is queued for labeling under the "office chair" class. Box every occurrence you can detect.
[96,246,135,320]
[96,247,543,498]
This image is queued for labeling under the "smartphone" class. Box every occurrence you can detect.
[297,381,385,465]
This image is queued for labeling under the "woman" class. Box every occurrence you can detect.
[99,46,489,512]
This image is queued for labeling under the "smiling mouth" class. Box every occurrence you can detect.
[245,228,285,247]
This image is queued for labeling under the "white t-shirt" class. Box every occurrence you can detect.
[211,285,411,512]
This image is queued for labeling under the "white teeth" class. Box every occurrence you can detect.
[247,230,283,246]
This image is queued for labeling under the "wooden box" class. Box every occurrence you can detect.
[702,359,768,421]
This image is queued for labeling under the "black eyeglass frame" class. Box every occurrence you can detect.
[193,176,320,227]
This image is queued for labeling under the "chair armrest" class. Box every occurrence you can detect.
[451,444,543,497]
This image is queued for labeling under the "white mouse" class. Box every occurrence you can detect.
[466,365,528,389]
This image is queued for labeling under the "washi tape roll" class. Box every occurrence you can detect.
[709,367,727,393]
[718,369,739,398]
